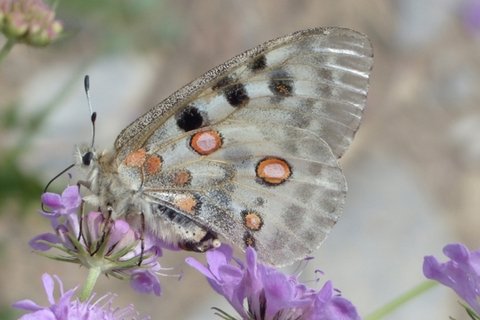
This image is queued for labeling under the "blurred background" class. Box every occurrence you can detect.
[1,0,480,319]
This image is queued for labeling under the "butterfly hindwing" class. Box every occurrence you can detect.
[114,27,373,265]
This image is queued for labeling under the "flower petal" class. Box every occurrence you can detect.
[444,243,470,263]
[262,270,300,316]
[185,257,216,280]
[19,309,57,320]
[61,185,81,211]
[206,244,233,277]
[218,264,243,285]
[109,219,135,250]
[41,193,62,209]
[423,256,448,284]
[29,233,60,251]
[130,270,162,296]
[85,211,103,241]
[424,243,480,314]
[41,274,56,305]
[12,299,43,312]
[316,296,361,320]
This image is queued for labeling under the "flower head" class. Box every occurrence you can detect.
[31,186,165,296]
[187,245,360,320]
[0,0,63,46]
[424,243,480,314]
[13,273,148,319]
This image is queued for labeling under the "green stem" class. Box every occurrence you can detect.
[79,267,102,301]
[364,280,438,320]
[0,38,16,64]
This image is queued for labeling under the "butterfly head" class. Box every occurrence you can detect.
[81,149,94,167]
[76,144,98,169]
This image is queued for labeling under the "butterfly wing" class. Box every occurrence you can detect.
[114,27,373,266]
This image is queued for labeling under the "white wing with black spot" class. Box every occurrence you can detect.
[113,27,373,266]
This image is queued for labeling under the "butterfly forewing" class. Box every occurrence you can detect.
[113,27,373,266]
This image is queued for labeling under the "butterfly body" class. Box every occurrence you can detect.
[79,27,373,266]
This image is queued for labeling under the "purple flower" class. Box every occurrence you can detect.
[130,270,162,296]
[186,245,361,320]
[13,273,148,319]
[41,185,82,216]
[32,186,165,296]
[424,243,480,314]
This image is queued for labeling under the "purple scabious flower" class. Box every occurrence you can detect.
[13,273,149,319]
[186,245,361,320]
[424,243,480,315]
[31,186,165,296]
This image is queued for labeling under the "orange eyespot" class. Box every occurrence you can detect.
[174,194,199,215]
[190,130,223,155]
[243,211,263,231]
[256,157,291,185]
[173,170,192,186]
[144,154,162,175]
[124,148,147,167]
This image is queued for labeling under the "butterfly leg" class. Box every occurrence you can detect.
[89,204,113,256]
[138,212,145,266]
[75,181,90,243]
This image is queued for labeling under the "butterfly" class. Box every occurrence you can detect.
[79,27,373,266]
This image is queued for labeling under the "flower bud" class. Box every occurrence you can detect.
[1,0,63,46]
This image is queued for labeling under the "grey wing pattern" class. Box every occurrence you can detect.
[114,27,373,266]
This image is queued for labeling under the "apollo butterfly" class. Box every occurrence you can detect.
[78,27,373,266]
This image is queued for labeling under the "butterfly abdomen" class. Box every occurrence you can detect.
[150,204,220,252]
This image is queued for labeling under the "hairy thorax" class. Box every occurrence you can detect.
[82,149,219,252]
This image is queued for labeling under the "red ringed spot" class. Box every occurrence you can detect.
[190,130,223,155]
[242,210,263,231]
[124,148,146,167]
[144,155,162,175]
[173,170,192,186]
[256,156,291,185]
[174,194,200,215]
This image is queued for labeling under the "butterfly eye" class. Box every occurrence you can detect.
[82,151,94,166]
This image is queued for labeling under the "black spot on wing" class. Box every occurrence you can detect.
[243,231,256,248]
[224,83,249,107]
[176,105,204,132]
[269,70,294,98]
[249,54,267,71]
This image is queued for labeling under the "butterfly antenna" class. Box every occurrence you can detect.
[84,75,97,148]
[41,163,75,212]
[43,76,94,211]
